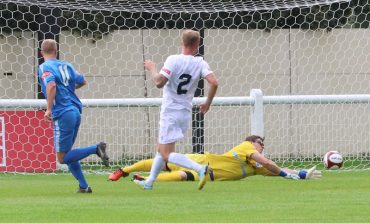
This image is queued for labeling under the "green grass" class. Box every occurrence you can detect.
[1,171,370,223]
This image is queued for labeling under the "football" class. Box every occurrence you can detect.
[323,150,343,170]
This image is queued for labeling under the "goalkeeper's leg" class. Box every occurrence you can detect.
[123,159,154,173]
[109,159,154,181]
[134,170,196,182]
[157,171,184,181]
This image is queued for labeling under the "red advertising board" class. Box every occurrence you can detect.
[0,111,55,173]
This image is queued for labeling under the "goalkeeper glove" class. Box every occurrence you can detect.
[279,171,300,180]
[285,173,300,180]
[300,165,322,180]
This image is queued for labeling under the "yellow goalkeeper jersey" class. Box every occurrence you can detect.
[169,141,271,181]
[217,141,270,179]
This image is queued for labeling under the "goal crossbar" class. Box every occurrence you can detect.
[1,0,351,12]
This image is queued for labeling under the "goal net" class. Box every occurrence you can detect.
[0,0,369,173]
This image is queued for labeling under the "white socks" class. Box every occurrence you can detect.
[145,152,165,186]
[168,152,203,173]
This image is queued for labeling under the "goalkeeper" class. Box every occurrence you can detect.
[109,135,321,182]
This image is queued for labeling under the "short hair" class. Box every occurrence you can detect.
[41,39,57,54]
[181,29,200,48]
[245,135,265,143]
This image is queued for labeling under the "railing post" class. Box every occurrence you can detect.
[250,89,264,137]
[0,117,6,167]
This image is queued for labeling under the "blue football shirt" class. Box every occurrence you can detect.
[38,58,85,119]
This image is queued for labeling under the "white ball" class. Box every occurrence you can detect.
[323,150,343,170]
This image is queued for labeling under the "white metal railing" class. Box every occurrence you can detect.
[0,96,254,108]
[1,93,369,108]
[1,90,370,139]
[264,94,370,104]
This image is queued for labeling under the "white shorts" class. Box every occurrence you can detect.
[159,109,191,144]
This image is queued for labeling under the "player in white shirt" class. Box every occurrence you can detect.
[134,29,219,190]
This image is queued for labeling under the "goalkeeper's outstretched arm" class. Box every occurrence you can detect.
[250,152,300,180]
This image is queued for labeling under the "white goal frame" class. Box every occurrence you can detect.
[1,0,369,172]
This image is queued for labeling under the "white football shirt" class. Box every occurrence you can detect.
[159,54,212,112]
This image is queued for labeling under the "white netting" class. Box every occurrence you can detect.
[1,0,351,12]
[0,0,369,173]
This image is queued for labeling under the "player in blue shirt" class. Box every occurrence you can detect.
[38,39,109,193]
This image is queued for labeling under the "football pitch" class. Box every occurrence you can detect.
[1,171,370,223]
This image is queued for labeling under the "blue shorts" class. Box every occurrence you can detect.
[53,107,81,153]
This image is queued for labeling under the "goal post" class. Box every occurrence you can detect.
[0,0,369,172]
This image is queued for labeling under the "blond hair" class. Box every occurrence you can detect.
[181,29,200,48]
[41,39,57,54]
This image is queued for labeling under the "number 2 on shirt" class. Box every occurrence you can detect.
[177,74,192,95]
